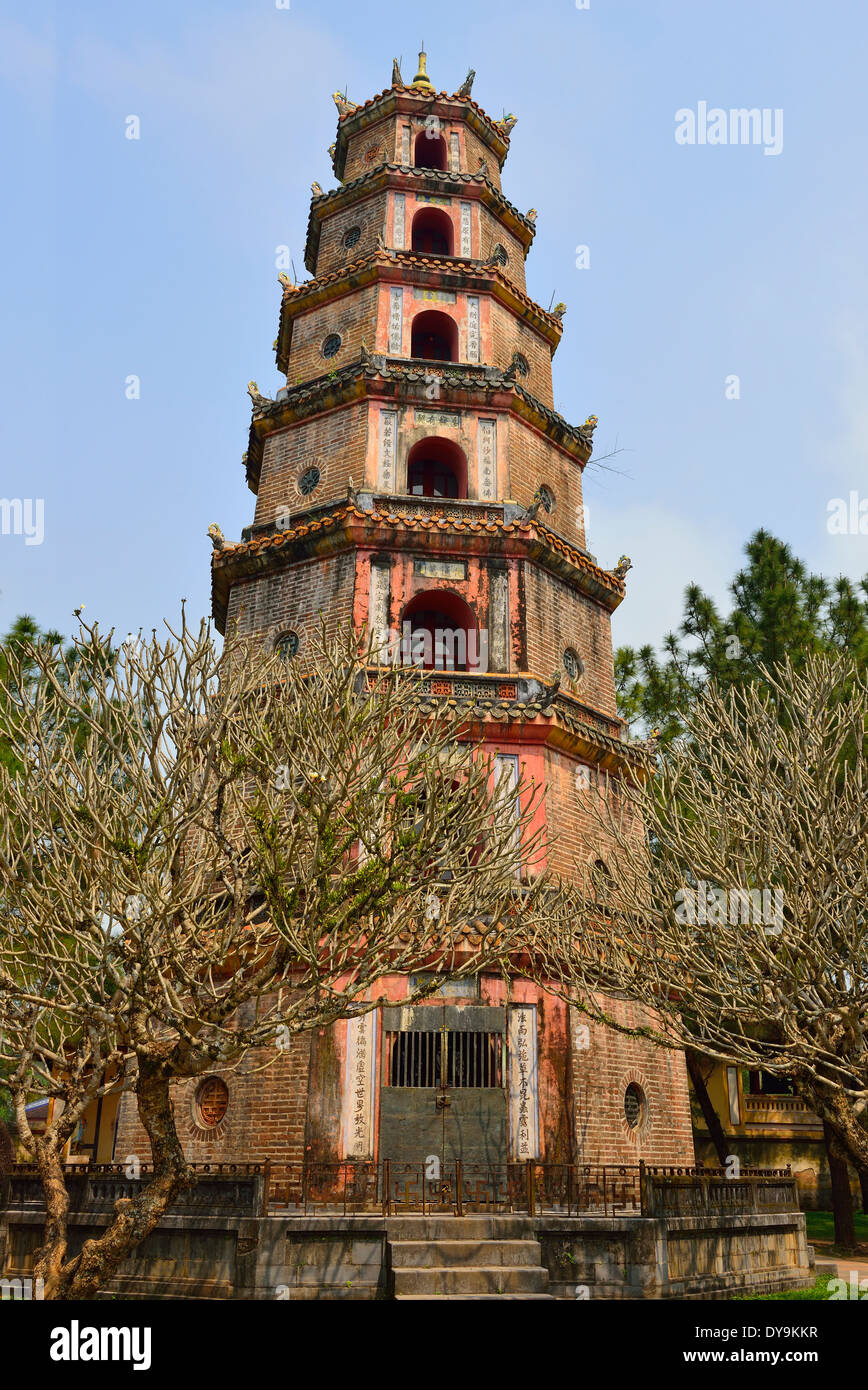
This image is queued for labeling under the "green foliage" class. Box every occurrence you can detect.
[805,1210,868,1245]
[0,616,65,774]
[734,1273,838,1301]
[616,530,868,740]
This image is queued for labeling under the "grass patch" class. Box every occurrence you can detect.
[804,1210,868,1244]
[734,1273,837,1301]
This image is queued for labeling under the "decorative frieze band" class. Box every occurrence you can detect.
[466,295,480,362]
[388,287,404,354]
[393,193,405,249]
[509,1004,540,1160]
[343,1011,378,1159]
[478,418,497,500]
[460,202,472,258]
[378,408,398,489]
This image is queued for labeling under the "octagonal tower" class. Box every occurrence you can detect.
[202,55,695,1185]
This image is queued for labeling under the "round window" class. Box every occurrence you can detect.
[322,333,342,358]
[274,630,300,660]
[513,352,530,378]
[492,243,509,266]
[298,466,321,496]
[343,226,361,249]
[196,1077,229,1129]
[563,646,583,681]
[538,485,555,513]
[624,1082,646,1130]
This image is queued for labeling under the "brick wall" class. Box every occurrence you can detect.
[226,550,357,650]
[112,1030,312,1183]
[340,112,396,184]
[504,416,586,545]
[490,301,554,407]
[542,744,624,879]
[254,402,369,526]
[572,997,695,1166]
[313,190,388,279]
[462,126,504,192]
[283,284,380,384]
[522,565,617,713]
[478,205,527,293]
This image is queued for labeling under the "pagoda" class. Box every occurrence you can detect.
[204,53,695,1182]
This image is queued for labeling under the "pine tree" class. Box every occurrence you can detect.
[616,530,868,740]
[615,532,868,1247]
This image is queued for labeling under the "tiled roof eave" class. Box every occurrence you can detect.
[211,502,625,610]
[333,88,511,181]
[247,360,593,465]
[278,252,562,370]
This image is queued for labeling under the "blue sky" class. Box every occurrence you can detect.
[1,0,866,651]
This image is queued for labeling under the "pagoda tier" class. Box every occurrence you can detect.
[214,51,636,844]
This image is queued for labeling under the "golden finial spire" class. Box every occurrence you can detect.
[412,45,433,89]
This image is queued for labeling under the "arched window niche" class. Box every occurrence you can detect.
[411,207,454,256]
[414,130,448,171]
[410,309,458,362]
[399,590,486,673]
[406,437,468,499]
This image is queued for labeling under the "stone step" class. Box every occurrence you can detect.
[392,1264,550,1296]
[386,1216,535,1242]
[396,1293,556,1300]
[390,1239,543,1268]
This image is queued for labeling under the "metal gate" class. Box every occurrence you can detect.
[379,1004,507,1169]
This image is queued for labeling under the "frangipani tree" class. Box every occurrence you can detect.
[531,655,868,1171]
[0,616,553,1297]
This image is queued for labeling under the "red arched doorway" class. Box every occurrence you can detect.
[411,207,453,256]
[414,130,448,171]
[400,590,482,671]
[406,437,468,499]
[411,310,458,362]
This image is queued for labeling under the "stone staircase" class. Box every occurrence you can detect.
[387,1215,553,1299]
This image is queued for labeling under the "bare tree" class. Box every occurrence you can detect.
[531,654,868,1172]
[0,616,553,1298]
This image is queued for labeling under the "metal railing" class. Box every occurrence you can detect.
[6,1161,270,1217]
[5,1159,799,1221]
[266,1160,797,1218]
[267,1161,643,1217]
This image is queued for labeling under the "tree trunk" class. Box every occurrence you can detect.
[32,1138,72,1298]
[822,1119,856,1251]
[51,1059,195,1300]
[685,1049,730,1165]
[859,1167,868,1216]
[799,1080,868,1173]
